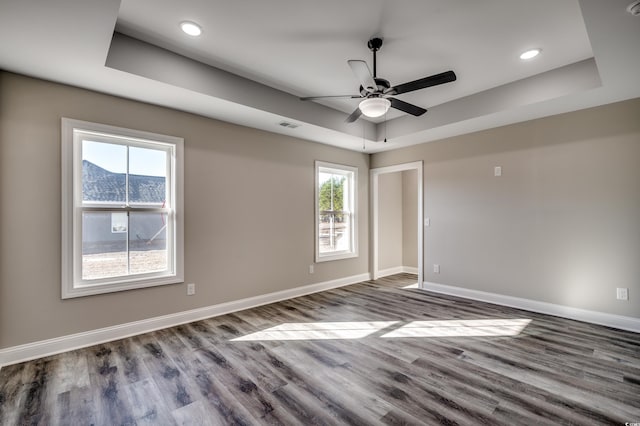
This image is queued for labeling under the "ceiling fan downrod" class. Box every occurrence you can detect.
[367,37,383,78]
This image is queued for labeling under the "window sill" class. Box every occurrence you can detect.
[315,251,358,263]
[62,274,183,299]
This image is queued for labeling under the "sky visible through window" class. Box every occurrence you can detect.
[318,171,333,186]
[83,140,167,177]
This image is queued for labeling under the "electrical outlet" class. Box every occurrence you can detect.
[424,217,430,227]
[309,264,314,274]
[494,166,502,177]
[616,288,629,300]
[187,283,196,296]
[433,264,440,274]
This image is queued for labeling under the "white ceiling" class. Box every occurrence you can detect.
[1,0,639,153]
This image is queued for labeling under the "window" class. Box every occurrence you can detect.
[315,161,357,262]
[61,118,183,298]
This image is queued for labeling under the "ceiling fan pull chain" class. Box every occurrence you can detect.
[362,123,366,150]
[384,111,388,143]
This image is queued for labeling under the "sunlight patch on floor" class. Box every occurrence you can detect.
[230,321,399,341]
[402,283,419,289]
[231,318,532,341]
[380,318,532,338]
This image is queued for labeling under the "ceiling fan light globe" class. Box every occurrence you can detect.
[359,98,391,118]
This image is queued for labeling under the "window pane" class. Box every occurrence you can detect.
[82,211,127,280]
[129,146,167,205]
[129,212,168,274]
[82,140,126,203]
[319,213,351,254]
[318,173,345,213]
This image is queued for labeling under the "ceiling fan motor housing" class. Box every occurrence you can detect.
[367,37,384,51]
[359,78,390,96]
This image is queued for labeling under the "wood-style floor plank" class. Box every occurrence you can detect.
[1,273,639,425]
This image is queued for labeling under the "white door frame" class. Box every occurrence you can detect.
[370,161,423,282]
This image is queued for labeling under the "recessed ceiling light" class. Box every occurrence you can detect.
[520,48,541,60]
[180,21,202,37]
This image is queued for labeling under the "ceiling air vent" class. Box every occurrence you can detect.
[628,0,640,16]
[278,121,300,129]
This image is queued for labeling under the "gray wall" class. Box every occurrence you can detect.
[372,98,640,318]
[377,170,418,272]
[2,70,638,350]
[0,72,369,349]
[402,170,418,268]
[377,172,403,270]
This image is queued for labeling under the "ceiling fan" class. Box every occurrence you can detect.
[300,37,457,123]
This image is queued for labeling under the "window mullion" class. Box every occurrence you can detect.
[125,146,130,276]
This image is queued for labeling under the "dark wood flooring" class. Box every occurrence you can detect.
[1,274,639,425]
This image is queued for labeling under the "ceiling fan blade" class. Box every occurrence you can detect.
[389,97,427,116]
[389,70,457,95]
[345,107,363,123]
[300,94,362,101]
[348,60,378,92]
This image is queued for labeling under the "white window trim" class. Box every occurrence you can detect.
[315,161,358,263]
[61,118,184,299]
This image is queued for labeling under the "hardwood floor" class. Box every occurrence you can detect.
[1,274,639,425]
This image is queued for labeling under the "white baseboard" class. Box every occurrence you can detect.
[402,266,418,275]
[0,273,371,368]
[422,281,640,333]
[377,266,418,278]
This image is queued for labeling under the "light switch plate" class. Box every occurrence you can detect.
[617,287,629,300]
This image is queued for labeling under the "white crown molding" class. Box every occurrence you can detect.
[0,273,371,368]
[422,281,640,333]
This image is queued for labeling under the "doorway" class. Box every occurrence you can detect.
[370,161,423,284]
